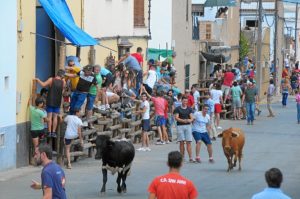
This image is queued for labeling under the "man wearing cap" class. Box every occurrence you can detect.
[35,69,66,137]
[66,65,98,115]
[142,59,157,95]
[242,80,258,125]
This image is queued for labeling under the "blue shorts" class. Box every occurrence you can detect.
[64,138,73,145]
[87,94,96,111]
[46,106,60,114]
[142,119,151,132]
[291,83,297,90]
[192,131,212,145]
[155,115,166,126]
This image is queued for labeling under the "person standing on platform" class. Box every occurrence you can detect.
[35,69,66,138]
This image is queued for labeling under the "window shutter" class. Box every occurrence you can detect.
[134,0,145,27]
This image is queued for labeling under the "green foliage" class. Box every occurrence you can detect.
[239,33,250,59]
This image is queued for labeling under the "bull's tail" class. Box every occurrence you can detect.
[122,163,132,176]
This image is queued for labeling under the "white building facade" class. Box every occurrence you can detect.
[0,1,17,171]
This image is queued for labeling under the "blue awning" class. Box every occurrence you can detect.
[39,0,98,47]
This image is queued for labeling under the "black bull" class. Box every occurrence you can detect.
[93,135,135,194]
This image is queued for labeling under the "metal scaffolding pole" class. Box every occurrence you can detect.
[274,0,278,87]
[295,3,299,61]
[256,0,263,96]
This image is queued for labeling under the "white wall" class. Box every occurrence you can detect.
[84,0,134,37]
[0,0,17,171]
[148,0,172,49]
[0,1,17,128]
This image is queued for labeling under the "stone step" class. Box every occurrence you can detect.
[130,120,142,127]
[118,128,132,134]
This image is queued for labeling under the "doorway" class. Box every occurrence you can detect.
[35,7,55,92]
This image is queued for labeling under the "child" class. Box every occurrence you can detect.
[136,92,151,151]
[28,97,48,150]
[64,108,83,169]
[296,90,300,124]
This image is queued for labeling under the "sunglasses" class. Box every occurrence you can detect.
[69,64,75,66]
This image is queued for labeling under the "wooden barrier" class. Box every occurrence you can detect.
[56,98,160,166]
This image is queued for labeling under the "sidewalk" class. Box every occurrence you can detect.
[0,166,41,182]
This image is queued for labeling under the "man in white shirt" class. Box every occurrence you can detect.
[265,79,275,117]
[210,83,224,129]
[192,104,214,163]
[142,60,157,95]
[136,92,151,151]
[64,108,83,169]
[191,84,200,111]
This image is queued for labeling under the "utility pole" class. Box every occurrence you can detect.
[295,3,299,62]
[274,0,278,87]
[256,0,263,98]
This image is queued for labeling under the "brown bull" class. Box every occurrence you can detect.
[218,127,245,172]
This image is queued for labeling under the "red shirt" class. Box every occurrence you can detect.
[187,95,195,108]
[151,97,168,117]
[282,68,289,78]
[223,72,234,87]
[131,53,143,65]
[148,173,198,199]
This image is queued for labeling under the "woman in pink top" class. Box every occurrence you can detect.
[143,87,169,144]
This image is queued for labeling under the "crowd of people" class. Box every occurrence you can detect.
[28,49,299,198]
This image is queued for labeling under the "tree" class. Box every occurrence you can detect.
[239,33,250,59]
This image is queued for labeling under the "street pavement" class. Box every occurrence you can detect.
[1,96,300,199]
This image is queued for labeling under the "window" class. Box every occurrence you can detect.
[206,24,211,40]
[246,20,258,28]
[186,0,189,21]
[134,0,145,27]
[185,64,190,90]
[4,76,9,90]
[192,16,199,40]
[0,133,4,147]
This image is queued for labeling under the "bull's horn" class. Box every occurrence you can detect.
[232,131,239,137]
